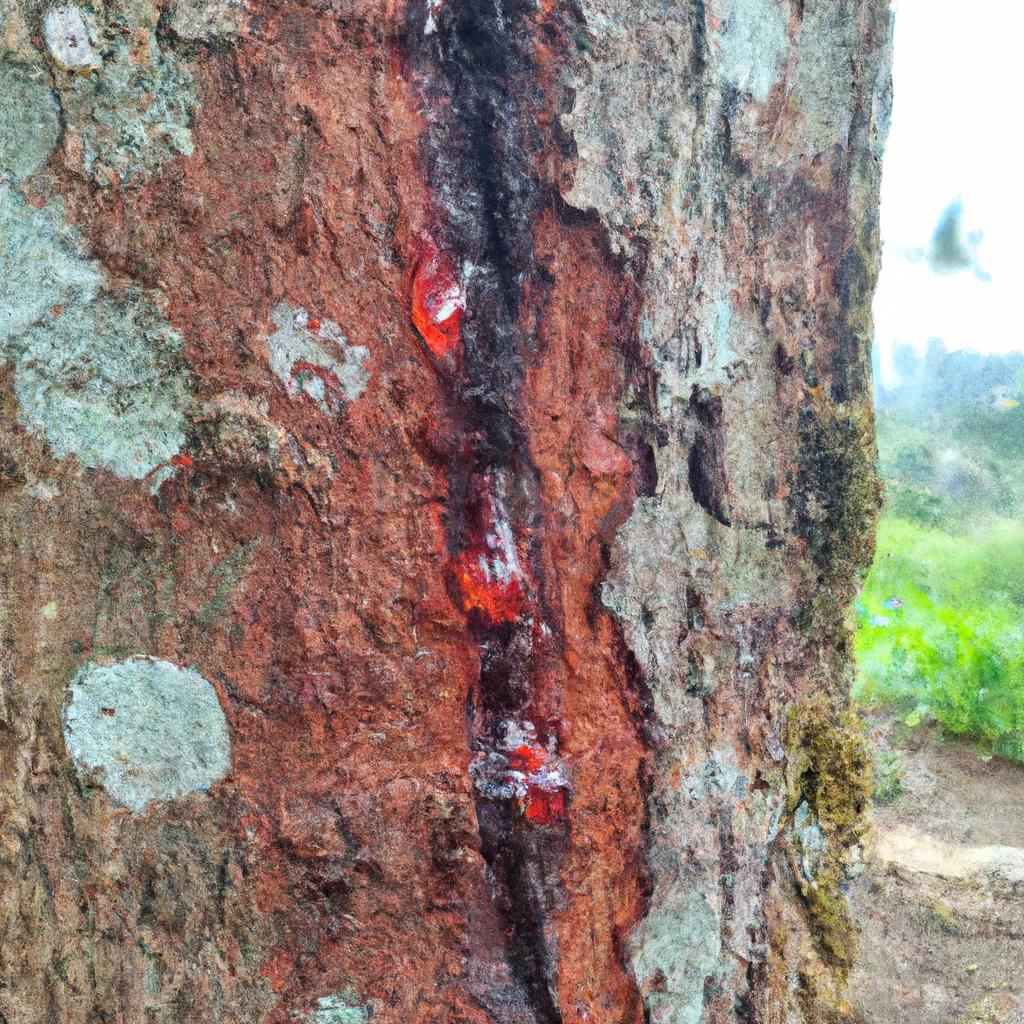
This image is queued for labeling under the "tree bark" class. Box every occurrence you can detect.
[0,1,891,1022]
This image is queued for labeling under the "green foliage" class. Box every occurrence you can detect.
[875,341,1024,530]
[855,519,1024,762]
[871,750,904,804]
[858,343,1024,762]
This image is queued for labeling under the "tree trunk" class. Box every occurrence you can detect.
[0,1,892,1022]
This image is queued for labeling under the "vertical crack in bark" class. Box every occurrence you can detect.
[686,388,731,527]
[400,3,566,1020]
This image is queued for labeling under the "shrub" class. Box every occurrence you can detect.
[854,517,1024,763]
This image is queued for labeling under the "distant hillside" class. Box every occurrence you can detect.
[875,341,1024,527]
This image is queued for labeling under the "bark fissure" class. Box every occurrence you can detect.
[402,4,581,1018]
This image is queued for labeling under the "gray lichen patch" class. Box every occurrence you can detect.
[267,303,370,414]
[64,656,231,813]
[623,747,783,1024]
[0,181,191,479]
[559,1,697,255]
[560,0,790,255]
[628,883,725,1024]
[46,1,196,185]
[788,0,856,156]
[43,4,101,70]
[710,0,789,104]
[4,0,223,187]
[0,63,60,179]
[789,800,830,884]
[0,183,102,345]
[600,497,692,725]
[300,993,371,1024]
[166,0,246,41]
[11,295,189,479]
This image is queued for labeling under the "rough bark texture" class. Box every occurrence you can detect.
[0,1,891,1022]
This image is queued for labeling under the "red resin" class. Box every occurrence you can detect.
[522,785,565,824]
[453,475,528,625]
[453,547,526,625]
[508,741,568,824]
[471,739,568,823]
[507,744,548,774]
[411,238,464,359]
[171,453,193,467]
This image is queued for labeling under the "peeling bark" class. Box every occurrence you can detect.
[0,1,891,1022]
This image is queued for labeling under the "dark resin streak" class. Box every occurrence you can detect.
[402,3,569,1021]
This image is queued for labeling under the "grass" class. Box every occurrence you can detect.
[854,517,1024,762]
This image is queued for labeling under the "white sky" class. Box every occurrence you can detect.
[873,0,1024,383]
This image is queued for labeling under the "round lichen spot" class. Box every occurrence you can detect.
[12,295,189,479]
[0,63,60,180]
[64,656,231,813]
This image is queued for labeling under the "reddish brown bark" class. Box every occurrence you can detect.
[0,0,891,1021]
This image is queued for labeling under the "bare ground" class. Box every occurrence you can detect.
[849,713,1024,1024]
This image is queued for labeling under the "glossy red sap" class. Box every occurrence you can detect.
[508,744,567,824]
[453,546,526,625]
[522,785,566,824]
[452,477,527,625]
[411,238,465,359]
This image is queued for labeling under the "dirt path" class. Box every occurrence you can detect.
[848,714,1024,1024]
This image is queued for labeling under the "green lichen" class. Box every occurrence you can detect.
[792,405,880,582]
[786,697,873,973]
[0,62,60,179]
[790,189,883,611]
[796,966,867,1024]
[0,181,190,478]
[302,992,370,1024]
[51,6,196,185]
[870,749,904,804]
[925,900,960,936]
[959,998,1011,1024]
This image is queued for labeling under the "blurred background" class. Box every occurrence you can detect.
[856,0,1024,761]
[847,7,1024,1019]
